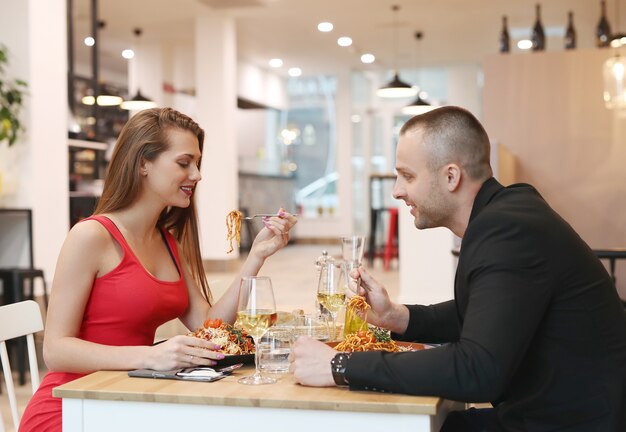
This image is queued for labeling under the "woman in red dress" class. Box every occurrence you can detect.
[19,108,296,431]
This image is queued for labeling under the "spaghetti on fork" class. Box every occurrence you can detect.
[226,210,243,253]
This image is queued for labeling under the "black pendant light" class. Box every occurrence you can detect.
[121,28,157,111]
[402,92,433,115]
[402,31,434,115]
[377,5,417,98]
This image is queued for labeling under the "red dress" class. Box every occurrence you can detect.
[19,216,189,431]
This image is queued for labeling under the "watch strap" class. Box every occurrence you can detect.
[330,352,352,386]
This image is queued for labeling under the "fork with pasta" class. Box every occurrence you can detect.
[226,208,296,254]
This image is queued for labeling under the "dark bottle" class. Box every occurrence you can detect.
[499,15,510,53]
[564,11,576,50]
[531,4,546,51]
[596,0,612,47]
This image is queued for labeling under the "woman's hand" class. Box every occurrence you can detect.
[249,208,297,260]
[146,335,225,371]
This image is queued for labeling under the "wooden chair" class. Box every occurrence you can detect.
[0,300,44,432]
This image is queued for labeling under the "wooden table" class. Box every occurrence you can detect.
[54,368,463,432]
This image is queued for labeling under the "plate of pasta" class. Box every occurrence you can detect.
[328,328,426,353]
[189,318,255,366]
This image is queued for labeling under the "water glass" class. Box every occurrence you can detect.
[258,326,292,374]
[292,314,331,342]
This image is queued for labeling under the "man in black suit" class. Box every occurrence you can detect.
[289,106,626,431]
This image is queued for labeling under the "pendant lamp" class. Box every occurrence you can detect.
[81,83,123,107]
[402,31,434,115]
[603,1,626,109]
[377,5,417,99]
[121,28,157,111]
[402,92,433,115]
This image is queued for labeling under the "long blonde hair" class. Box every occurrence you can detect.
[95,108,212,304]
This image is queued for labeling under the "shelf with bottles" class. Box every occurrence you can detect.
[498,1,614,54]
[68,138,107,197]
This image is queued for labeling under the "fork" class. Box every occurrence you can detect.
[243,213,280,220]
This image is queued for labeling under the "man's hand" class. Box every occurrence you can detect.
[352,266,410,334]
[289,336,337,387]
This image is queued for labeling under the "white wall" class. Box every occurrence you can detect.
[195,12,239,260]
[0,0,69,291]
[238,61,287,110]
[483,49,626,298]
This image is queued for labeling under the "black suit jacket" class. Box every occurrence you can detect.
[346,178,626,431]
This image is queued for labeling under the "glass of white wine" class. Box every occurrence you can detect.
[236,276,277,385]
[316,262,347,341]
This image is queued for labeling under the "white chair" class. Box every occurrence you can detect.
[0,300,44,432]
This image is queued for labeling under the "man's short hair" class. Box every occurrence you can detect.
[400,106,492,181]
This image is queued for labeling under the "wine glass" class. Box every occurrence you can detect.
[316,262,347,341]
[236,276,277,385]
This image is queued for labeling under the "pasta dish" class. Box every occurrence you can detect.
[189,318,254,355]
[334,328,406,353]
[226,210,243,254]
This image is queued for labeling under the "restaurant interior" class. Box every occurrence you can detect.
[1,0,626,430]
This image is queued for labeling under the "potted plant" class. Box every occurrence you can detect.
[0,44,27,146]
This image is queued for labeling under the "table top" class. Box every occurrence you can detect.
[53,368,443,415]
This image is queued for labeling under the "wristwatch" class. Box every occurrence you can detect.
[330,352,352,386]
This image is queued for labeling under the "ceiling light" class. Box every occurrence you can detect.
[377,5,417,98]
[603,54,626,109]
[288,67,302,77]
[377,73,417,98]
[121,90,158,110]
[81,94,123,106]
[351,114,361,123]
[122,49,134,59]
[401,32,433,114]
[401,92,434,115]
[84,37,95,46]
[318,22,333,32]
[360,53,375,64]
[337,37,352,47]
[121,28,157,111]
[269,58,283,68]
[602,1,626,109]
[517,39,533,50]
[609,33,626,48]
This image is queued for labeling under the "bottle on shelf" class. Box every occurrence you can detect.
[531,3,546,51]
[596,0,612,48]
[564,11,576,50]
[499,15,510,53]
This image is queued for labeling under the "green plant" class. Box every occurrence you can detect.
[0,45,27,146]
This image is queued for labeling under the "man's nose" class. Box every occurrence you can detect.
[392,179,403,199]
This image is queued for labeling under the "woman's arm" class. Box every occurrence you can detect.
[179,209,297,330]
[43,221,222,374]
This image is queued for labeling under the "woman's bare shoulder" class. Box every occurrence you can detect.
[65,218,113,250]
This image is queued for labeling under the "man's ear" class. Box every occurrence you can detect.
[444,163,462,192]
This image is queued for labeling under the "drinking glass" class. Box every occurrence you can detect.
[316,262,348,341]
[292,314,331,342]
[258,325,292,374]
[341,236,365,264]
[236,276,277,385]
[342,236,365,292]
